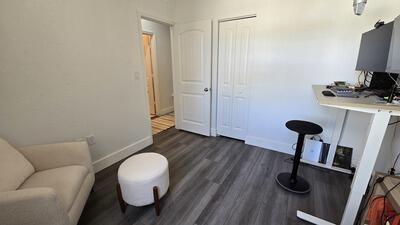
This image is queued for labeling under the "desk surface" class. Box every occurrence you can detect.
[313,85,400,114]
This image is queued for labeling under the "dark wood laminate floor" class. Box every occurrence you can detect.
[78,128,351,225]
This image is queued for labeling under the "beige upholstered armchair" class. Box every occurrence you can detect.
[0,138,95,225]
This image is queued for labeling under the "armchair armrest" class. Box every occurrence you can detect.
[19,141,94,173]
[0,188,70,225]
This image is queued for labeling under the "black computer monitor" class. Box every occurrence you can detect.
[356,16,400,74]
[356,22,394,73]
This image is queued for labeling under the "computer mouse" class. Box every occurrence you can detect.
[322,90,335,97]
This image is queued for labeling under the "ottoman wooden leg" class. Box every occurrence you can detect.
[116,183,127,213]
[153,186,160,216]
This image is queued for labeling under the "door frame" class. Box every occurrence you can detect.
[142,32,160,116]
[136,11,175,137]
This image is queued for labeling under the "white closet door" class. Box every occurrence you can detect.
[217,18,255,140]
[217,21,237,138]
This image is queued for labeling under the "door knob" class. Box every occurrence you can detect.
[204,88,209,92]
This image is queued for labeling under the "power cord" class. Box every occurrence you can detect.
[284,135,327,173]
[389,120,400,126]
[387,72,400,87]
[389,152,400,175]
[355,173,400,225]
[385,212,400,225]
[355,176,388,224]
[381,180,400,225]
[290,135,324,151]
[310,135,324,143]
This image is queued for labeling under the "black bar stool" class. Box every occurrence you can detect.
[276,120,323,194]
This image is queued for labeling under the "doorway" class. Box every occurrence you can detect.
[141,18,175,135]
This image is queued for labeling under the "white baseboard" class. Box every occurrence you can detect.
[297,211,336,225]
[157,106,174,116]
[92,136,153,173]
[211,128,217,137]
[245,135,293,155]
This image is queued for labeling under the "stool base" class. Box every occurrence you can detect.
[276,172,311,194]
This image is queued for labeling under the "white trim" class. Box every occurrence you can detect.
[142,30,154,36]
[136,12,155,138]
[210,19,219,137]
[211,128,217,137]
[158,106,174,115]
[218,14,257,23]
[297,211,336,225]
[245,135,293,155]
[300,158,352,174]
[137,11,175,27]
[245,135,353,174]
[92,136,153,172]
[170,25,180,130]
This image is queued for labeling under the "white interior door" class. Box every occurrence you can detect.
[217,18,255,140]
[172,20,212,136]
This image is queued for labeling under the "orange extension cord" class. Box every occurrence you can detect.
[368,196,400,225]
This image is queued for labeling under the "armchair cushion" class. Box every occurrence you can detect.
[0,188,70,225]
[19,141,93,173]
[19,165,89,211]
[0,138,34,192]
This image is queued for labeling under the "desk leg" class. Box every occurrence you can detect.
[340,112,390,225]
[326,110,347,168]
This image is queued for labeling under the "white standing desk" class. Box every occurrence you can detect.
[298,85,400,225]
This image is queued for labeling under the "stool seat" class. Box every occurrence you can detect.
[285,120,323,135]
[118,153,169,207]
[118,153,168,182]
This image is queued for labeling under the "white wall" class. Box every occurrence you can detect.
[137,0,175,23]
[391,124,400,171]
[0,0,174,172]
[173,0,400,169]
[141,19,174,115]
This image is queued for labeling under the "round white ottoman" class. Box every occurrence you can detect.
[117,153,169,215]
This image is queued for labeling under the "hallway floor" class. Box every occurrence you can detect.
[151,112,175,135]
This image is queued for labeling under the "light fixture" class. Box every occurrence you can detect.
[353,0,367,16]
